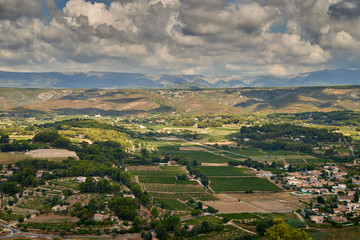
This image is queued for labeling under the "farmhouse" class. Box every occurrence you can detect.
[337,196,354,203]
[36,170,43,178]
[93,214,108,221]
[75,177,86,183]
[331,216,347,223]
[52,205,67,212]
[311,216,324,224]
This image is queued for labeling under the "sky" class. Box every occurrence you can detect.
[0,0,359,76]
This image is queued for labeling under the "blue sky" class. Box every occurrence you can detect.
[0,0,359,76]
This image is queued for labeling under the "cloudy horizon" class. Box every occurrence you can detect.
[0,0,359,76]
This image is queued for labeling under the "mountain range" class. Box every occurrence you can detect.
[0,69,359,89]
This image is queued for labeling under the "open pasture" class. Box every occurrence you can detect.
[210,177,281,192]
[196,166,254,177]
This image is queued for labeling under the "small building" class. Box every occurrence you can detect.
[311,216,324,224]
[338,196,354,203]
[331,216,347,223]
[333,206,347,214]
[75,177,86,183]
[123,194,135,199]
[36,170,43,178]
[52,205,67,212]
[93,214,108,221]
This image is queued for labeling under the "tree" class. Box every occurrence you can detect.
[18,217,24,223]
[256,218,273,236]
[143,231,152,240]
[151,207,159,218]
[140,195,151,206]
[1,181,21,195]
[317,196,325,204]
[265,218,312,240]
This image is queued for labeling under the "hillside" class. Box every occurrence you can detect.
[0,69,360,89]
[0,86,359,116]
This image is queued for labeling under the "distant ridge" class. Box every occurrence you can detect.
[0,69,359,89]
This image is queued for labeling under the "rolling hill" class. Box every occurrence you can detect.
[0,69,359,89]
[0,86,359,116]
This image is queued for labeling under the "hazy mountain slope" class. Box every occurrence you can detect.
[0,69,359,89]
[0,86,359,116]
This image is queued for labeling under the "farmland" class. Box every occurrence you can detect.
[1,89,360,239]
[153,198,191,211]
[139,176,197,185]
[196,166,254,176]
[143,183,205,193]
[210,177,282,192]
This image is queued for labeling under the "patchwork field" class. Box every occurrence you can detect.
[158,145,231,163]
[196,166,254,177]
[210,177,282,192]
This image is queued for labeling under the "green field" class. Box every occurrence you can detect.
[158,146,230,163]
[285,158,306,164]
[306,158,329,164]
[154,198,191,211]
[183,215,222,225]
[210,177,282,192]
[16,196,46,211]
[149,192,218,201]
[143,183,205,193]
[129,170,184,176]
[0,152,30,164]
[196,166,253,177]
[139,176,197,185]
[48,179,80,191]
[216,213,259,220]
[159,166,185,171]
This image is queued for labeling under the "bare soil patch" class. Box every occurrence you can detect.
[204,200,259,213]
[26,214,78,223]
[203,194,260,213]
[201,163,229,166]
[127,166,159,171]
[156,136,181,141]
[208,141,238,148]
[25,149,78,160]
[228,192,311,211]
